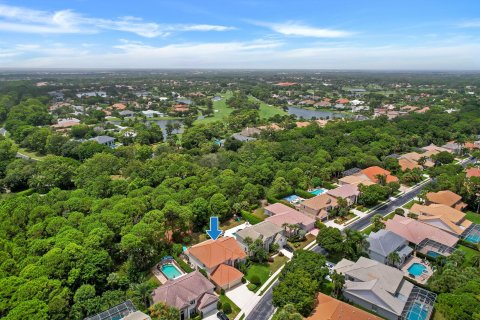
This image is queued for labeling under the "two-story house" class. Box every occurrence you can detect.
[151,271,218,320]
[235,221,286,253]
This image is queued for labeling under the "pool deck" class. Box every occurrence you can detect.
[151,263,169,284]
[151,260,186,284]
[402,256,433,285]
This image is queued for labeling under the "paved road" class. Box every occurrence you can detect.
[245,283,277,320]
[245,157,477,320]
[348,157,476,231]
[347,181,429,230]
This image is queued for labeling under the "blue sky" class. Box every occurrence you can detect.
[1,0,480,69]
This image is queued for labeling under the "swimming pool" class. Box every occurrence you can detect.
[465,233,480,243]
[406,302,429,320]
[283,195,304,203]
[408,263,426,277]
[427,251,441,258]
[310,188,327,196]
[161,263,184,280]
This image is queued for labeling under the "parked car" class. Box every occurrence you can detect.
[217,311,229,320]
[284,243,294,252]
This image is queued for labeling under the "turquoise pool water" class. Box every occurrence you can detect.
[283,195,302,202]
[310,188,327,196]
[406,302,429,320]
[161,263,183,279]
[465,233,480,243]
[408,263,426,277]
[427,251,441,258]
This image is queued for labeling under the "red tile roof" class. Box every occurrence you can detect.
[307,293,381,320]
[361,166,399,184]
[186,237,246,269]
[210,264,244,288]
[466,168,480,178]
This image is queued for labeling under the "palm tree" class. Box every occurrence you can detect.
[387,251,401,267]
[472,254,480,268]
[418,156,428,168]
[132,281,153,308]
[454,135,466,155]
[331,271,345,298]
[375,174,387,186]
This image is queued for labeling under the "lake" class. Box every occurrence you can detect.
[287,106,350,120]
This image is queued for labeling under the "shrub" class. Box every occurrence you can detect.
[220,288,225,295]
[222,302,232,314]
[250,275,261,285]
[247,283,257,291]
[241,277,246,284]
[199,268,208,278]
[278,251,284,257]
[174,256,194,273]
[217,301,223,309]
[394,208,405,215]
[407,212,418,219]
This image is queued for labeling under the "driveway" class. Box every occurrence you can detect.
[280,249,293,259]
[226,283,256,310]
[203,309,219,320]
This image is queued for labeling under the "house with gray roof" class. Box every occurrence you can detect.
[151,271,217,319]
[367,230,413,267]
[235,221,286,252]
[89,135,115,148]
[334,257,415,320]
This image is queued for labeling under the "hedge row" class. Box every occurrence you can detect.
[295,189,315,199]
[458,239,480,251]
[241,210,263,225]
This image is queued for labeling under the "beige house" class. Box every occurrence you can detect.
[410,203,472,236]
[299,193,338,220]
[235,221,286,252]
[425,190,467,211]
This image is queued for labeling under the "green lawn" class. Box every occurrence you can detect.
[465,211,480,224]
[403,200,419,209]
[252,207,268,220]
[362,212,396,235]
[248,95,287,119]
[245,255,289,292]
[269,255,288,273]
[334,212,357,225]
[195,92,233,124]
[289,233,316,250]
[245,263,271,291]
[219,294,240,319]
[17,147,46,161]
[458,245,479,266]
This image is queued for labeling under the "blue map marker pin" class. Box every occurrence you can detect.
[206,216,222,240]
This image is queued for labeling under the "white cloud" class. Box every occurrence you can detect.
[253,21,352,38]
[0,4,234,37]
[4,39,479,70]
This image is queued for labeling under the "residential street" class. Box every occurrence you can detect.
[245,284,277,320]
[244,157,476,320]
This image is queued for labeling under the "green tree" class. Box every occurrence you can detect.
[272,304,303,320]
[149,302,180,320]
[370,214,385,232]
